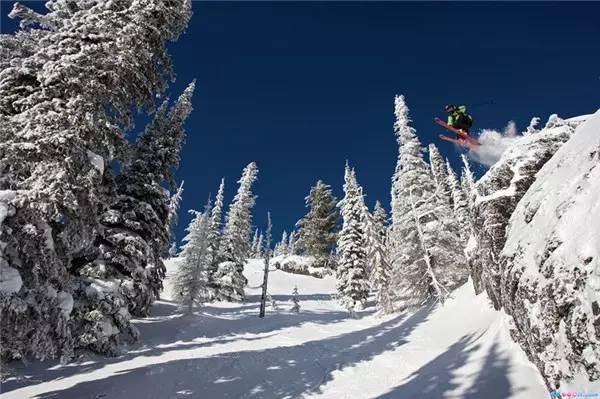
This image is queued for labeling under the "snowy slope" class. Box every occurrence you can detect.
[2,260,547,398]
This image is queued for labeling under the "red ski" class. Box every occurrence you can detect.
[434,117,481,147]
[438,134,479,149]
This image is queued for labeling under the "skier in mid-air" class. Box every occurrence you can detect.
[435,104,480,148]
[445,104,473,136]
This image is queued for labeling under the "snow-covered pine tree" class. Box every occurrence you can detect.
[446,160,470,241]
[336,165,370,313]
[273,242,282,257]
[281,231,289,255]
[96,82,195,315]
[173,204,212,313]
[250,229,259,258]
[274,231,289,256]
[268,293,280,311]
[295,180,338,269]
[169,243,179,258]
[213,162,259,301]
[206,178,225,299]
[287,231,297,255]
[389,95,467,306]
[70,83,196,354]
[365,201,394,313]
[460,154,476,210]
[524,117,541,136]
[167,180,185,244]
[389,94,431,305]
[428,144,452,207]
[255,232,264,258]
[0,0,191,361]
[291,286,301,313]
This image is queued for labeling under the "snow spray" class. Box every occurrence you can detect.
[467,122,521,167]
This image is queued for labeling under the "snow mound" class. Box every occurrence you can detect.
[57,291,74,317]
[0,264,22,294]
[271,254,326,278]
[0,190,17,227]
[87,150,105,175]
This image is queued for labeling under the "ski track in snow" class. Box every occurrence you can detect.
[1,260,548,399]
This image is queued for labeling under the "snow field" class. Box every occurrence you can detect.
[2,259,548,399]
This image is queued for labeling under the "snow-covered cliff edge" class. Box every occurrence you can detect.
[500,110,600,389]
[468,115,577,307]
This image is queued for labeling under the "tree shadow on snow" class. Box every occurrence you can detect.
[461,342,522,399]
[1,333,273,394]
[247,293,334,302]
[3,298,362,394]
[32,307,432,399]
[375,338,520,399]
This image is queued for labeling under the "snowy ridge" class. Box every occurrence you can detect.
[3,259,547,398]
[466,113,590,167]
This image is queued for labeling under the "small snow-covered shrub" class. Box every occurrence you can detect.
[271,255,326,278]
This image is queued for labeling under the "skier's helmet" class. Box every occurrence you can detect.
[445,104,456,112]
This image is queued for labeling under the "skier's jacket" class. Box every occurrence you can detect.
[447,105,473,131]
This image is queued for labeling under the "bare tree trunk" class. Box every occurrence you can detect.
[259,255,270,318]
[259,212,272,318]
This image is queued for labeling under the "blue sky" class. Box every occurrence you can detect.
[2,2,600,245]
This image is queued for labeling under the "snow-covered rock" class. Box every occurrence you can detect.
[469,116,576,307]
[271,255,326,278]
[86,150,105,175]
[0,264,22,294]
[500,109,600,389]
[57,291,74,317]
[0,190,17,228]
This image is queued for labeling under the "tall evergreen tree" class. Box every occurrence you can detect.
[389,95,467,306]
[250,229,259,258]
[69,83,196,353]
[98,82,195,314]
[365,201,393,313]
[274,231,289,256]
[213,162,259,301]
[205,178,225,299]
[256,232,264,258]
[428,144,452,206]
[167,180,185,245]
[281,231,289,254]
[0,0,192,361]
[446,160,470,241]
[460,154,477,210]
[295,180,338,268]
[287,231,297,255]
[173,203,212,313]
[336,165,369,313]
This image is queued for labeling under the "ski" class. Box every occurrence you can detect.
[434,117,481,146]
[438,134,479,149]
